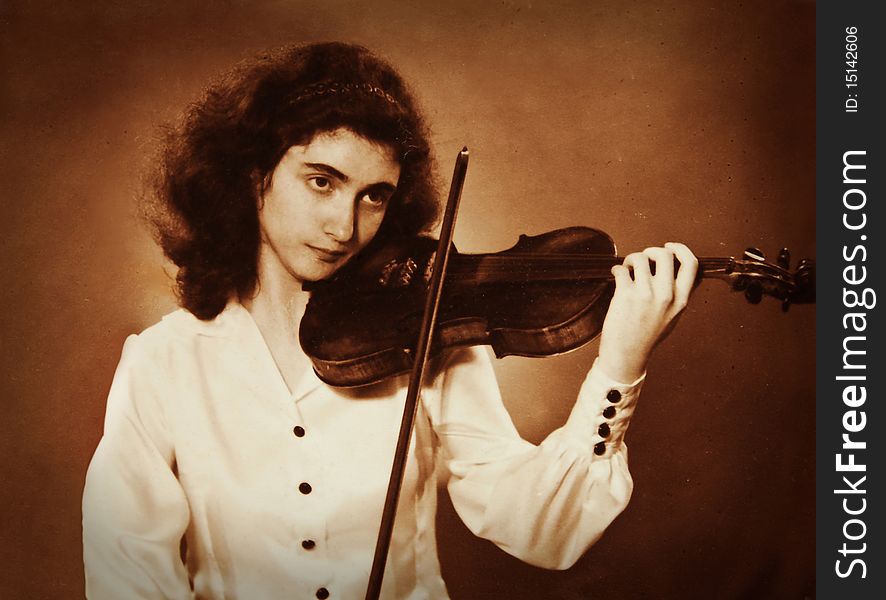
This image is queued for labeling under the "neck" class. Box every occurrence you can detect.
[242,246,311,340]
[242,246,313,393]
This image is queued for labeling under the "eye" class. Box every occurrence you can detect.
[360,188,393,209]
[307,176,334,193]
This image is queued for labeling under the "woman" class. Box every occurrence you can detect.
[82,42,697,599]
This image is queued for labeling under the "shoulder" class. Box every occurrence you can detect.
[440,345,493,371]
[141,307,228,341]
[140,301,247,341]
[430,344,499,390]
[120,302,248,370]
[105,304,254,417]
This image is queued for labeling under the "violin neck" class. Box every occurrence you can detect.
[611,257,734,279]
[449,254,734,285]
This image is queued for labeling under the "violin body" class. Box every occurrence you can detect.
[301,227,617,387]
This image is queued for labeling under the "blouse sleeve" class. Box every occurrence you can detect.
[425,346,643,570]
[82,335,192,599]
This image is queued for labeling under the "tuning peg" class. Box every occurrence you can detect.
[777,248,791,269]
[745,282,763,304]
[743,247,765,261]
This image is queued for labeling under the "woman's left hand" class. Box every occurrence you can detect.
[596,242,698,383]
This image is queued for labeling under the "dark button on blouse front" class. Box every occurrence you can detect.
[593,442,607,456]
[299,482,313,495]
[598,423,610,438]
[606,389,622,403]
[293,425,306,438]
[603,406,617,419]
[316,587,330,599]
[302,539,316,550]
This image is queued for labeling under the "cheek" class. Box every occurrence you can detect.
[260,185,310,237]
[357,209,388,245]
[259,201,303,250]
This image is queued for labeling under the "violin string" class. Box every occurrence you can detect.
[448,255,733,263]
[448,254,734,263]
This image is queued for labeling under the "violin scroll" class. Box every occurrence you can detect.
[723,247,816,310]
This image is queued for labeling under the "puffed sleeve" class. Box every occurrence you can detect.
[82,335,192,599]
[426,346,643,570]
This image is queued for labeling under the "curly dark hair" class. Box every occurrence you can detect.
[144,42,439,320]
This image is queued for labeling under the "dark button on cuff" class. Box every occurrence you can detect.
[603,406,616,419]
[299,482,312,495]
[293,425,306,438]
[593,442,607,456]
[598,423,610,438]
[316,587,330,599]
[606,389,622,403]
[302,539,316,550]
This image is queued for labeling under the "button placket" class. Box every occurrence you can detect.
[290,414,322,557]
[289,400,333,576]
[286,398,336,600]
[291,414,319,500]
[594,388,625,457]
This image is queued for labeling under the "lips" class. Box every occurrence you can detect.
[308,245,348,263]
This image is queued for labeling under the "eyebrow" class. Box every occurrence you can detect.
[366,181,398,196]
[304,162,349,182]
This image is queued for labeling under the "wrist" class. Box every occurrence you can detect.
[596,351,648,384]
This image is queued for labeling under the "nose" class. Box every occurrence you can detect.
[322,194,356,244]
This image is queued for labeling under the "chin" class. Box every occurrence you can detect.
[295,262,344,283]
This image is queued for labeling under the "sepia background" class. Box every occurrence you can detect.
[1,0,815,598]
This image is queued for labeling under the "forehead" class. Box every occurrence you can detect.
[283,128,400,184]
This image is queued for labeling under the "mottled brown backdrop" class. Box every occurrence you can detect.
[1,1,815,598]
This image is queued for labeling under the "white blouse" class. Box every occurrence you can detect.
[82,302,643,599]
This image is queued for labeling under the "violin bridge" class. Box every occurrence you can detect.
[378,257,421,288]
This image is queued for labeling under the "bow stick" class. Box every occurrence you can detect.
[364,147,470,600]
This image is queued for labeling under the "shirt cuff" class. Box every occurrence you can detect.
[562,358,645,459]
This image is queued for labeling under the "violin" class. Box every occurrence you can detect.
[301,226,815,387]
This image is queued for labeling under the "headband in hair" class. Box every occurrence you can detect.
[291,82,400,107]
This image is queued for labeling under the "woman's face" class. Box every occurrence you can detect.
[257,128,401,283]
